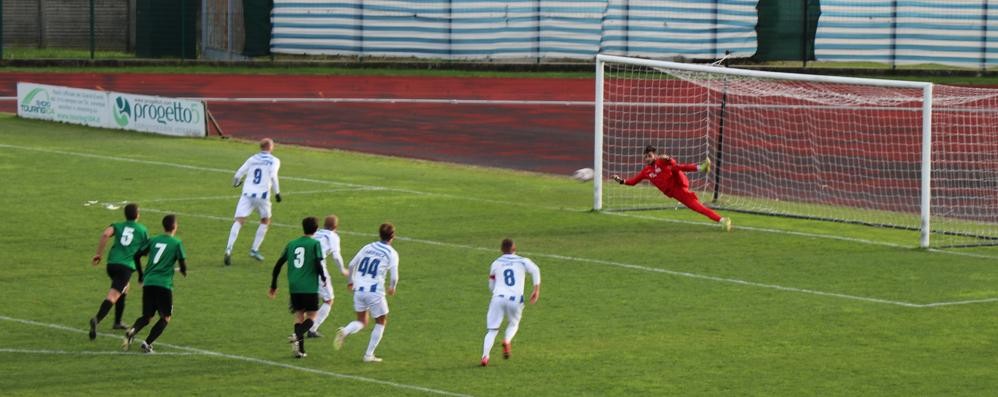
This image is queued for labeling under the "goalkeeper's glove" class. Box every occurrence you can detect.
[611,175,624,184]
[698,158,712,174]
[275,193,282,203]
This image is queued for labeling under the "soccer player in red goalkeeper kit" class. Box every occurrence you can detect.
[612,145,732,231]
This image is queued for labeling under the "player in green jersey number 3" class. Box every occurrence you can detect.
[269,217,327,358]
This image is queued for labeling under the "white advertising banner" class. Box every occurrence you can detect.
[108,92,206,137]
[17,82,108,128]
[16,82,206,138]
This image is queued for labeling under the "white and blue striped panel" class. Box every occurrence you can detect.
[600,0,758,59]
[271,0,757,60]
[816,1,998,67]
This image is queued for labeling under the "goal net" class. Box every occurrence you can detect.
[595,55,998,249]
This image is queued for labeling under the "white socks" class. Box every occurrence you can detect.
[311,302,331,332]
[504,321,520,343]
[343,320,364,336]
[251,224,269,251]
[366,324,385,357]
[225,222,242,253]
[482,329,499,358]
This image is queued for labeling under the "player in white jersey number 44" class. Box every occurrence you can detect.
[481,238,541,367]
[334,223,399,363]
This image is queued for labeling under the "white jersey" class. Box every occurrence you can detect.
[348,241,399,296]
[234,152,281,198]
[489,254,540,300]
[313,229,346,276]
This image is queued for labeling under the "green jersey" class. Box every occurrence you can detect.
[140,234,187,290]
[282,236,324,293]
[107,220,149,269]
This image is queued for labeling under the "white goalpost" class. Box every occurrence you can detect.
[594,54,998,249]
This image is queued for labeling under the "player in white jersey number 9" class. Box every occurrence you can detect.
[224,138,283,266]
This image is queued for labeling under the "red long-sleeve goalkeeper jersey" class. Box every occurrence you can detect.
[623,157,698,196]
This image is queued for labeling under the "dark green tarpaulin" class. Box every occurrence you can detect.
[243,0,273,57]
[754,0,821,62]
[135,0,199,59]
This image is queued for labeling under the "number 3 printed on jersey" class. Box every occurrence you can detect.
[293,247,305,268]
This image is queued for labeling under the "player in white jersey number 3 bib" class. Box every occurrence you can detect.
[224,138,282,266]
[333,223,399,363]
[481,238,541,367]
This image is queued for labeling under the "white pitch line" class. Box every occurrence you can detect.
[0,95,590,106]
[0,315,471,397]
[4,143,998,306]
[0,143,577,213]
[1,141,983,252]
[0,348,203,356]
[135,188,382,204]
[192,97,593,107]
[604,211,913,250]
[134,207,992,308]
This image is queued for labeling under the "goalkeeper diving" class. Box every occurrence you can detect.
[612,145,732,231]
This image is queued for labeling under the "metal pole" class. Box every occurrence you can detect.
[201,0,206,58]
[90,0,95,59]
[712,75,728,203]
[890,0,897,69]
[535,0,541,63]
[1,0,5,60]
[801,0,808,67]
[447,0,452,59]
[227,0,234,59]
[181,0,187,59]
[359,0,365,61]
[593,57,605,210]
[711,0,718,58]
[624,0,629,56]
[983,0,990,71]
[919,84,934,248]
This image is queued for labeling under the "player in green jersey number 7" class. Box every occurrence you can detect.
[122,214,188,354]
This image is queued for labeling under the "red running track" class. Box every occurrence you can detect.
[0,73,596,174]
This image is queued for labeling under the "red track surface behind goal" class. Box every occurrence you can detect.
[0,73,595,174]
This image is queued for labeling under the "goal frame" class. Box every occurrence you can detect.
[593,54,935,248]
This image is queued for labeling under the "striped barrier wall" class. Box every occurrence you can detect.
[269,0,759,60]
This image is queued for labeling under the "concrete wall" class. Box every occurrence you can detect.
[3,0,133,51]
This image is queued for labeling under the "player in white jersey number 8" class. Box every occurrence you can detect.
[481,238,541,367]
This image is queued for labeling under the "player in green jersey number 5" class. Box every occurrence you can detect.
[122,214,188,354]
[89,203,149,340]
[269,217,327,358]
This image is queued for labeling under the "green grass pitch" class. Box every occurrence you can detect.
[1,113,997,396]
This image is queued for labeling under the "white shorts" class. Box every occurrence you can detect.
[486,295,524,330]
[319,279,334,301]
[353,291,389,318]
[317,267,334,301]
[233,194,272,219]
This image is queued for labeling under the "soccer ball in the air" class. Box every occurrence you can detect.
[572,168,595,182]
